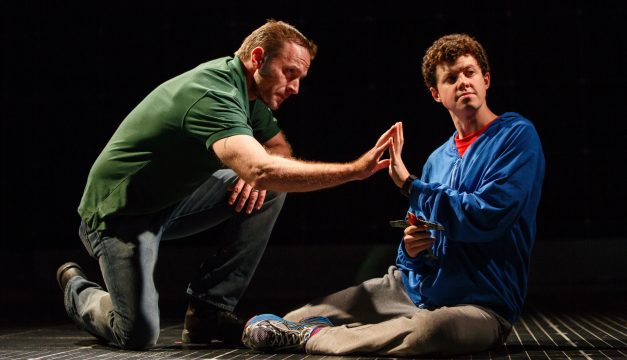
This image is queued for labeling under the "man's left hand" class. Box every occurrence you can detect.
[228,177,266,214]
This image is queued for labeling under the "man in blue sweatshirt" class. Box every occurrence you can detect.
[242,33,545,357]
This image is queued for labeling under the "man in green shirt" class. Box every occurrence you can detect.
[56,20,396,349]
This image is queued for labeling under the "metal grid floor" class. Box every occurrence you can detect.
[0,309,625,359]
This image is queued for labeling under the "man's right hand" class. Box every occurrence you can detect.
[403,225,435,258]
[351,124,397,180]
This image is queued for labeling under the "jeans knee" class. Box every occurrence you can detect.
[115,320,160,350]
[265,191,286,207]
[118,332,159,350]
[120,339,156,350]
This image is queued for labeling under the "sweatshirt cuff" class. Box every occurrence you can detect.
[400,174,418,198]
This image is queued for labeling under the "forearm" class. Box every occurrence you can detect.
[215,132,390,193]
[409,179,522,243]
[251,155,359,192]
[214,135,365,192]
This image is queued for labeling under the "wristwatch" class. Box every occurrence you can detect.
[400,174,417,198]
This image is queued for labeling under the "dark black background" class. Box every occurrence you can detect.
[1,1,626,321]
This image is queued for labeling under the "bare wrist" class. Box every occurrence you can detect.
[349,159,365,181]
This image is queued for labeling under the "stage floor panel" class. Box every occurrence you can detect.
[0,309,625,359]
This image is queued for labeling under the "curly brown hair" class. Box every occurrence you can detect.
[235,19,318,62]
[421,33,490,90]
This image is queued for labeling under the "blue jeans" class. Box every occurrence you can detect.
[65,169,286,349]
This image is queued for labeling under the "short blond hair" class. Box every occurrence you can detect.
[235,19,318,62]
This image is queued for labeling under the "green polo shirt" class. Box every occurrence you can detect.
[78,57,281,231]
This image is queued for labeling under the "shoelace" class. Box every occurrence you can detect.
[259,321,310,348]
[267,326,301,347]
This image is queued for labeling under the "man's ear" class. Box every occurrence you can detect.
[484,72,491,90]
[251,47,265,70]
[430,87,441,103]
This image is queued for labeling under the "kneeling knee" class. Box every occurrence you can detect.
[121,340,156,350]
[116,323,160,350]
[118,333,158,350]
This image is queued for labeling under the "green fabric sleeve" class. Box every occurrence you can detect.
[183,91,253,149]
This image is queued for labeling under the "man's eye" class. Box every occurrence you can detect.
[465,66,479,77]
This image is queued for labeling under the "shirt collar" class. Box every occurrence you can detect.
[227,56,250,116]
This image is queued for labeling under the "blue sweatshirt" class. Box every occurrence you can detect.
[395,112,545,325]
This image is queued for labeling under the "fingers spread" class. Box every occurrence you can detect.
[374,138,391,157]
[376,124,397,146]
[371,159,390,175]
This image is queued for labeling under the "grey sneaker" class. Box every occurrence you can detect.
[242,314,332,351]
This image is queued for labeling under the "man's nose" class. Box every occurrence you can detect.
[287,79,300,95]
[457,74,470,88]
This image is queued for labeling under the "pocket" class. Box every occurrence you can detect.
[78,221,97,258]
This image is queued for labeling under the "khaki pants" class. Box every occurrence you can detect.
[284,266,509,357]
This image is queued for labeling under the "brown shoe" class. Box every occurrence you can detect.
[56,262,86,292]
[182,298,245,345]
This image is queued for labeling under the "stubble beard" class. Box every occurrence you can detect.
[253,65,280,110]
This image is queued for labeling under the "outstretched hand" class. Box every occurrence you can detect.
[388,122,410,188]
[352,124,397,180]
[228,177,266,214]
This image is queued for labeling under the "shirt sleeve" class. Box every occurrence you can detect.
[183,90,253,150]
[409,122,545,243]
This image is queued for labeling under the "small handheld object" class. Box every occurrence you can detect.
[389,212,445,231]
